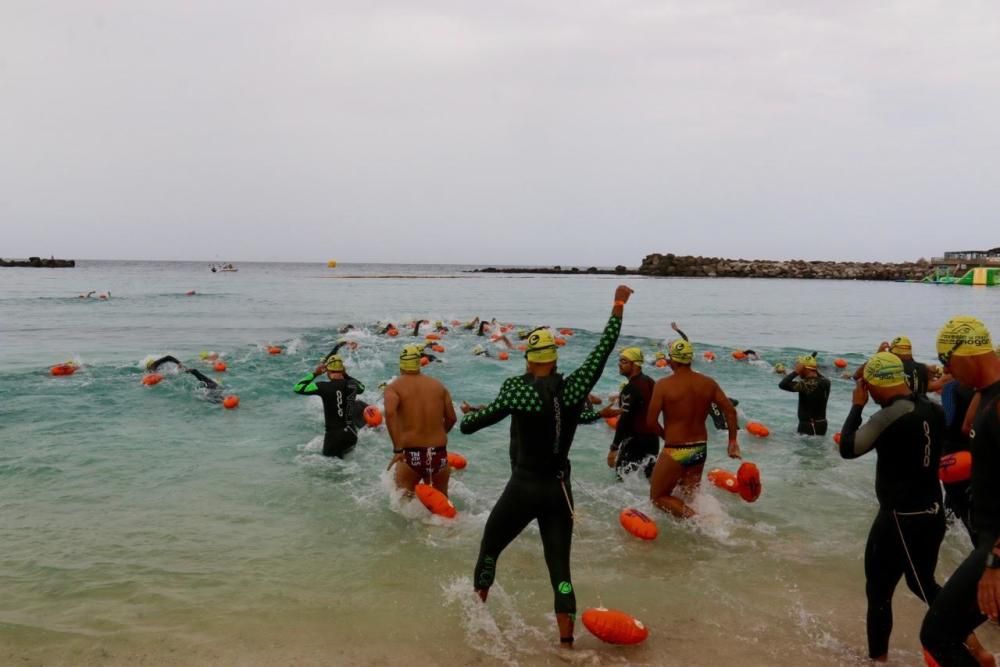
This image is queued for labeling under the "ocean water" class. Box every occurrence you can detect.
[2,261,999,666]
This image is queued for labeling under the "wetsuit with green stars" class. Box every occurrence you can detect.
[461,313,622,619]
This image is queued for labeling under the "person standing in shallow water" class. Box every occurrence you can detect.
[646,337,739,518]
[778,354,831,435]
[459,285,632,649]
[606,346,660,479]
[292,354,366,457]
[384,344,457,496]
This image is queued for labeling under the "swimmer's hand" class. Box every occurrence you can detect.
[386,452,404,471]
[588,394,602,405]
[727,440,741,459]
[978,565,1000,621]
[460,401,483,414]
[606,450,617,468]
[614,285,634,304]
[852,380,870,407]
[314,364,326,375]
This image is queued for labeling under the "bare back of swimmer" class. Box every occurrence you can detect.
[384,347,457,496]
[646,343,739,518]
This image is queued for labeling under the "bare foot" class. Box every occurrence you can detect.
[475,588,488,602]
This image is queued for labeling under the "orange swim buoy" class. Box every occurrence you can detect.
[707,468,740,494]
[834,358,848,368]
[185,290,196,296]
[605,415,619,429]
[498,351,510,361]
[268,346,283,355]
[142,373,163,386]
[223,395,240,409]
[923,648,942,667]
[363,405,383,427]
[703,351,716,361]
[432,344,445,353]
[939,451,972,484]
[619,508,658,541]
[50,363,78,376]
[737,461,762,502]
[655,358,667,368]
[420,357,430,367]
[732,350,747,360]
[387,328,399,337]
[746,421,770,438]
[214,360,227,372]
[582,608,649,645]
[425,333,441,341]
[833,432,842,444]
[558,328,574,336]
[415,482,456,518]
[554,337,567,346]
[447,452,468,470]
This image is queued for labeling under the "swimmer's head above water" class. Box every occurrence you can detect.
[936,316,996,387]
[667,338,693,366]
[525,328,558,365]
[889,335,912,358]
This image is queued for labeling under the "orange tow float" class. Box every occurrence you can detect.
[415,483,456,518]
[619,508,658,540]
[447,452,468,470]
[746,421,770,438]
[737,462,762,502]
[142,373,163,386]
[834,358,848,368]
[50,362,78,376]
[582,608,649,645]
[939,451,972,484]
[363,405,383,427]
[268,346,283,355]
[214,360,227,372]
[708,468,740,494]
[223,395,240,409]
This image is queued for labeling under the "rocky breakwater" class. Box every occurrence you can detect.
[638,254,930,281]
[0,256,76,268]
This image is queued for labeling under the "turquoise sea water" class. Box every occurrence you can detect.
[2,261,1000,666]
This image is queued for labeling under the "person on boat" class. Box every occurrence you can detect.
[838,351,949,662]
[459,284,631,649]
[646,337,739,518]
[778,354,831,435]
[921,317,1000,667]
[384,344,457,495]
[293,355,367,457]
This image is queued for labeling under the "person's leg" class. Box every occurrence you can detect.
[429,449,451,496]
[865,511,905,661]
[323,432,357,458]
[538,479,576,647]
[649,451,694,518]
[474,477,537,600]
[897,511,945,606]
[921,543,991,667]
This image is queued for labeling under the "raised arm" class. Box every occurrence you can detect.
[563,285,632,405]
[839,382,913,459]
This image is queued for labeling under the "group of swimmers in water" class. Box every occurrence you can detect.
[129,285,1000,662]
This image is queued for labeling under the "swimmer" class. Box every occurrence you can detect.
[327,339,358,356]
[293,355,366,457]
[646,338,739,518]
[839,351,948,662]
[778,354,831,435]
[773,362,787,375]
[78,291,95,299]
[607,347,660,479]
[461,317,480,331]
[411,319,428,337]
[338,324,355,334]
[378,323,397,335]
[889,336,930,396]
[98,291,110,300]
[434,320,449,333]
[471,344,491,358]
[384,344,457,495]
[460,284,632,648]
[921,317,1000,667]
[146,355,224,403]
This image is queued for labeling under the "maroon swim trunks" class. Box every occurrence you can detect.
[403,446,448,481]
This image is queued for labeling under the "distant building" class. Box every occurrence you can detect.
[934,248,1000,271]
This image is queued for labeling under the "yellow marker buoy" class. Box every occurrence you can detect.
[327,260,337,268]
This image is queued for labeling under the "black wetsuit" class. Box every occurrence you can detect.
[921,380,1000,666]
[902,358,930,397]
[460,313,621,618]
[941,380,975,538]
[839,394,945,660]
[148,355,223,403]
[611,372,659,478]
[293,372,366,457]
[779,372,831,435]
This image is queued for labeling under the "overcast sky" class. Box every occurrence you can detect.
[2,1,999,265]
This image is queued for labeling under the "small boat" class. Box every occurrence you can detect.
[211,263,238,273]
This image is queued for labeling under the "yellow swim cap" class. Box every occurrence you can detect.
[620,347,644,364]
[525,329,558,363]
[797,355,818,369]
[199,351,209,360]
[889,336,912,355]
[937,316,993,362]
[863,352,907,387]
[399,344,423,372]
[434,320,443,328]
[668,339,693,364]
[325,355,345,373]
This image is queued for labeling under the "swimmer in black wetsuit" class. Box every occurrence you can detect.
[147,355,225,403]
[940,378,976,538]
[921,317,1000,667]
[606,347,660,478]
[839,352,945,662]
[889,335,931,396]
[292,354,366,457]
[460,285,632,648]
[779,354,831,435]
